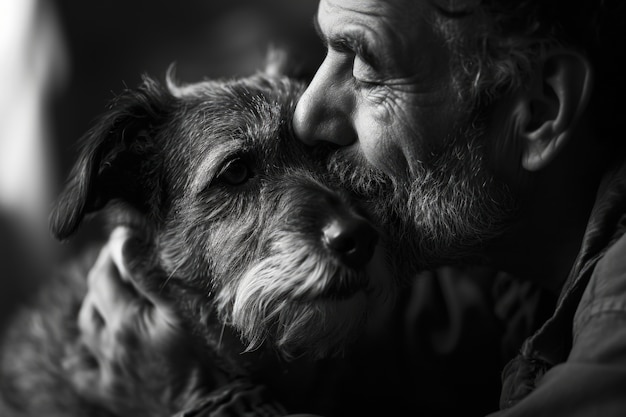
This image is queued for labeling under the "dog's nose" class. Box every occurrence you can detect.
[322,216,378,268]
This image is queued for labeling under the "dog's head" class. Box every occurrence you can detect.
[50,70,394,360]
[51,70,304,238]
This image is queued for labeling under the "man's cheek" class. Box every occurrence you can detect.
[352,103,408,177]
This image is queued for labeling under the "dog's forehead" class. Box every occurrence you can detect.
[165,78,296,193]
[176,80,287,147]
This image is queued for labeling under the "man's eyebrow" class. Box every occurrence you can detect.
[312,16,381,69]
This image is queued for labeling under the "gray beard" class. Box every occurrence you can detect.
[326,117,518,277]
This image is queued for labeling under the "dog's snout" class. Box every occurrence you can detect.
[322,216,378,268]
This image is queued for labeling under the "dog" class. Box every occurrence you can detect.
[0,65,394,417]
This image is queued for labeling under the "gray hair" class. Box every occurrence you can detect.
[432,0,624,138]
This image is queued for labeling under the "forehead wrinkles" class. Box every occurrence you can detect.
[320,0,421,18]
[319,0,407,37]
[318,0,428,64]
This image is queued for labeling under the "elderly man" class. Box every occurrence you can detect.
[55,0,626,416]
[292,0,626,415]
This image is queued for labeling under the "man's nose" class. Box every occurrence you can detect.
[293,57,356,147]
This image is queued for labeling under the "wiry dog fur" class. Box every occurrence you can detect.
[0,66,393,416]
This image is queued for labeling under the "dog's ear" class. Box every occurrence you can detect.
[50,76,171,241]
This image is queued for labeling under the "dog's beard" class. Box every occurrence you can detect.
[217,231,393,360]
[327,117,518,276]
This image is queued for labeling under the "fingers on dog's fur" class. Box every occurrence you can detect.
[79,251,125,340]
[78,227,184,362]
[49,76,171,241]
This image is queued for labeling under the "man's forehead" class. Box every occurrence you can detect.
[315,0,435,53]
[317,0,481,18]
[316,0,417,36]
[318,0,412,20]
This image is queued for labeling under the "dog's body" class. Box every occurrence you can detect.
[0,70,393,416]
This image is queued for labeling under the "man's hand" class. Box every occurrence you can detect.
[77,227,183,365]
[67,227,202,417]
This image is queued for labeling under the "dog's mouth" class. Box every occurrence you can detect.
[317,270,369,300]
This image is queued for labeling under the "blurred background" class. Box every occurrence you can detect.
[0,0,322,329]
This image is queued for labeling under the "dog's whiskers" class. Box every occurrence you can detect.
[217,322,226,350]
[159,260,185,295]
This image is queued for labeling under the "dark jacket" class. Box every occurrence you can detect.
[494,159,626,416]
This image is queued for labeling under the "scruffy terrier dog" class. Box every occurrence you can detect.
[0,66,392,416]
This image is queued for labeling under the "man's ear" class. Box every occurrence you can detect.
[512,50,593,171]
[50,76,171,241]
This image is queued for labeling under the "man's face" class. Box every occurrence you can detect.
[294,0,464,181]
[294,0,518,270]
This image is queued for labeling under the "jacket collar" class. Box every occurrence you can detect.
[522,156,626,365]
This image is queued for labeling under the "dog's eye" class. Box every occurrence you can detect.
[216,158,251,186]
